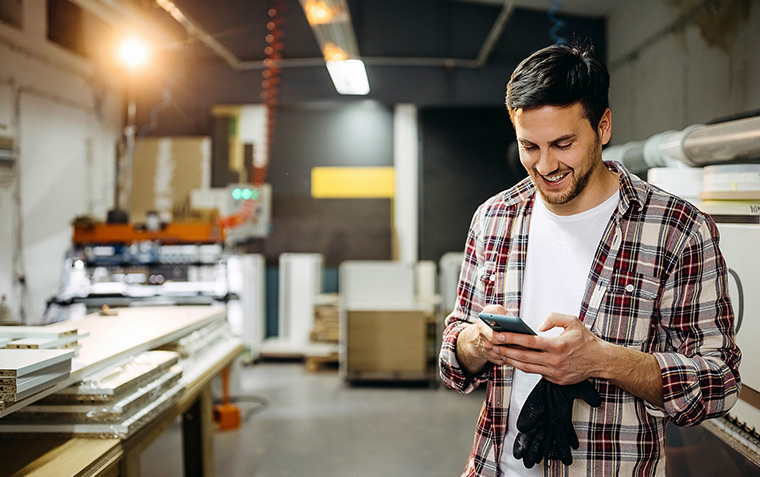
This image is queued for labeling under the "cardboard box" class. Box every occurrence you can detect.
[130,137,211,223]
[346,310,432,376]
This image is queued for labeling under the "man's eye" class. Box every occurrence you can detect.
[556,143,572,149]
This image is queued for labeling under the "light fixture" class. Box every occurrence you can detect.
[114,35,150,213]
[298,0,369,95]
[326,59,369,95]
[118,37,149,69]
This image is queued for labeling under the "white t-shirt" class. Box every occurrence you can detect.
[500,191,619,475]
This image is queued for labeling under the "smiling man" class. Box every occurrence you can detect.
[513,103,617,215]
[439,44,741,476]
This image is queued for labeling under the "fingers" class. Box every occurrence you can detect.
[513,430,531,459]
[538,312,581,333]
[481,304,508,315]
[517,379,548,431]
[464,320,506,366]
[525,425,546,468]
[539,423,554,462]
[566,420,580,450]
[553,420,575,465]
[472,319,531,367]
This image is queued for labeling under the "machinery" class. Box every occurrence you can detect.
[49,216,266,361]
[54,219,229,316]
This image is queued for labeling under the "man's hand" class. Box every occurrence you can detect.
[458,309,664,406]
[500,312,664,406]
[497,312,604,385]
[455,304,537,375]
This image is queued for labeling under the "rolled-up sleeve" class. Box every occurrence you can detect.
[439,205,494,394]
[654,217,741,426]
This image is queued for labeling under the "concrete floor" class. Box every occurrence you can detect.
[140,361,485,476]
[140,361,760,477]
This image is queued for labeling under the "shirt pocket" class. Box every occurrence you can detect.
[593,271,661,347]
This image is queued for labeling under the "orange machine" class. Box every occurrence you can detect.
[72,221,225,246]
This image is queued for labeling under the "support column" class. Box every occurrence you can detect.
[393,104,419,264]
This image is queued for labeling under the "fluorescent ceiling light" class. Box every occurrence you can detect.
[326,59,370,95]
[299,0,369,95]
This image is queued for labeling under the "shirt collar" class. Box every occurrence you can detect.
[605,160,646,216]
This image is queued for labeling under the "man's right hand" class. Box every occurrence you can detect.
[456,304,512,374]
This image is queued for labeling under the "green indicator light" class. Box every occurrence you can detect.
[232,188,242,200]
[251,188,260,200]
[242,188,252,200]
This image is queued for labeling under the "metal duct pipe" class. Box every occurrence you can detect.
[604,115,760,173]
[684,116,760,164]
[473,0,516,68]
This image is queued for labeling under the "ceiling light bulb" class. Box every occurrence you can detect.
[119,38,149,69]
[323,43,348,62]
[305,1,333,25]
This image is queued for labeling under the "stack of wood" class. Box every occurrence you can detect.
[157,319,229,359]
[0,350,183,438]
[0,325,88,410]
[0,348,75,409]
[310,294,340,344]
[304,294,340,372]
[0,326,89,354]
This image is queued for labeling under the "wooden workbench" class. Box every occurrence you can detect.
[0,306,243,476]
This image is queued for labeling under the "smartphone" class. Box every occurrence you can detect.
[478,312,536,335]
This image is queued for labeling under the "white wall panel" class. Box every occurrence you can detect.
[19,92,96,322]
[0,7,122,323]
[0,178,14,310]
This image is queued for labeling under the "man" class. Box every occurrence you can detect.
[439,43,741,476]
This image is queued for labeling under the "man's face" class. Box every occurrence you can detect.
[512,102,613,216]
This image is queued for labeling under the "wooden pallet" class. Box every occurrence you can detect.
[304,353,339,373]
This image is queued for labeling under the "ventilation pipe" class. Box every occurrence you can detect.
[604,115,760,173]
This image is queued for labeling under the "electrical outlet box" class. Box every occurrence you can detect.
[223,183,272,242]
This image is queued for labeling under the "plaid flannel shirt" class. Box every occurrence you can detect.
[439,161,741,477]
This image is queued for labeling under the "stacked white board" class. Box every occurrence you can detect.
[0,350,183,438]
[0,349,75,407]
[0,326,89,352]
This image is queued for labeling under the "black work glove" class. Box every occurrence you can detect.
[512,379,552,468]
[513,378,601,468]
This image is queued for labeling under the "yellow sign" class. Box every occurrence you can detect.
[311,167,395,198]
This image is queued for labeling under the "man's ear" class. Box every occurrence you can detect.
[598,108,612,145]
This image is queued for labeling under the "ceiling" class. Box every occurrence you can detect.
[80,0,610,134]
[126,0,614,71]
[457,0,614,17]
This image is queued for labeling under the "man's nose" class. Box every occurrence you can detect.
[535,150,559,176]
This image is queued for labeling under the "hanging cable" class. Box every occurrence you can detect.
[258,0,285,185]
[547,0,567,45]
[218,1,284,231]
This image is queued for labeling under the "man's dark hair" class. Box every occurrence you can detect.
[506,43,609,129]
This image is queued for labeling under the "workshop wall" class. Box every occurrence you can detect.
[0,1,123,324]
[244,102,395,267]
[418,106,522,263]
[608,0,760,145]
